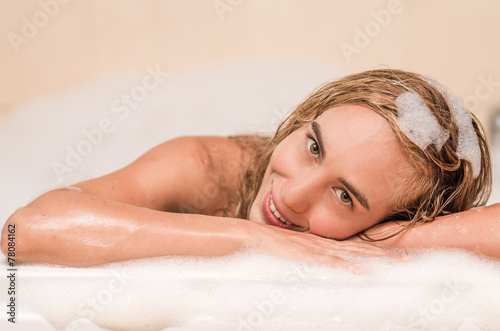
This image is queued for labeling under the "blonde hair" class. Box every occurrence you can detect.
[234,69,491,240]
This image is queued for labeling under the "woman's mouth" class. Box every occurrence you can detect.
[270,194,293,225]
[262,190,294,229]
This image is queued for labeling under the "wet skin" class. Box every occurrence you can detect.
[248,104,412,240]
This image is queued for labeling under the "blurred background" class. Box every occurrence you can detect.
[1,4,499,329]
[2,1,500,122]
[1,0,500,220]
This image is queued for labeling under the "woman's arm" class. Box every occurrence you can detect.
[1,136,402,267]
[358,203,500,259]
[0,188,253,267]
[0,136,247,266]
[1,188,402,267]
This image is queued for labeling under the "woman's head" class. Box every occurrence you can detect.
[238,69,491,240]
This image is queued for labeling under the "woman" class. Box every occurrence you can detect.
[1,69,498,267]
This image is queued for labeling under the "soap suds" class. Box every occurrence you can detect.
[396,92,449,151]
[14,250,500,331]
[422,76,482,178]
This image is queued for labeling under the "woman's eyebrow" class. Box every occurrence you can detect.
[338,177,370,211]
[312,120,370,211]
[311,121,325,157]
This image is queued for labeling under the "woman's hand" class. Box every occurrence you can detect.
[350,221,405,243]
[252,223,409,271]
[347,205,500,261]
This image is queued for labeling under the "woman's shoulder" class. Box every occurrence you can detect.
[166,135,261,171]
[145,135,261,169]
[72,135,256,213]
[196,134,269,170]
[161,134,269,216]
[195,134,269,190]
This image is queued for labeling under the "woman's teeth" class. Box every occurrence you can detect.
[270,194,292,226]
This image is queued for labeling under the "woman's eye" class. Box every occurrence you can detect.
[307,138,320,158]
[335,188,352,205]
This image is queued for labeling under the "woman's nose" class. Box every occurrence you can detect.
[281,174,318,215]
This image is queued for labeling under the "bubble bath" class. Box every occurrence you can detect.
[422,76,482,178]
[396,92,449,152]
[1,58,499,330]
[4,250,500,330]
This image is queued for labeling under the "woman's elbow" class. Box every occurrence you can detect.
[2,209,24,260]
[1,204,48,263]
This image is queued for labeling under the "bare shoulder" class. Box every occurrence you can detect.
[193,135,261,215]
[196,135,258,176]
[144,135,243,169]
[75,135,261,216]
[152,135,250,182]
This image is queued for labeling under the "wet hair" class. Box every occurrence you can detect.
[233,69,491,241]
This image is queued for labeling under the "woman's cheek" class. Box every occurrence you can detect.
[268,143,291,174]
[308,214,336,239]
[309,212,356,240]
[272,139,306,175]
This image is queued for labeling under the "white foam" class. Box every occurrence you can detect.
[10,250,500,330]
[396,92,449,151]
[422,77,482,178]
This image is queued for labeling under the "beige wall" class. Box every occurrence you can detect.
[1,0,499,129]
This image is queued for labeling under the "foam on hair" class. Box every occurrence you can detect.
[422,76,482,178]
[396,91,449,152]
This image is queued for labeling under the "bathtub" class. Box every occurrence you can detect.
[1,58,500,331]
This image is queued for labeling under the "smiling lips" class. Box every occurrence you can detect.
[262,190,295,229]
[270,194,292,226]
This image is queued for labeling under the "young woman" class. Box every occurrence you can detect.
[2,69,498,267]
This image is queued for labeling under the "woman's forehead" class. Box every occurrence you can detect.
[315,105,392,140]
[313,105,412,200]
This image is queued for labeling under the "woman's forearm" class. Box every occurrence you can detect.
[0,189,252,267]
[364,203,500,259]
[1,188,408,269]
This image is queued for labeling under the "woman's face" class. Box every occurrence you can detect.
[248,104,412,240]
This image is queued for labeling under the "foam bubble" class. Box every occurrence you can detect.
[14,250,500,330]
[396,92,449,151]
[422,76,482,178]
